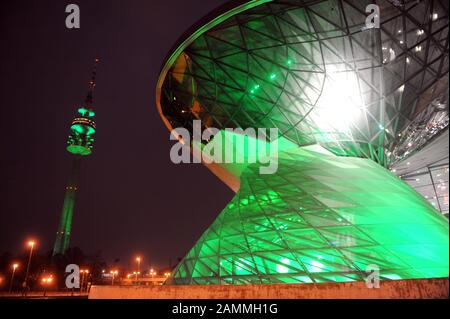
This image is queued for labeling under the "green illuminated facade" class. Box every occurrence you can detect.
[53,60,98,256]
[157,0,449,284]
[170,138,448,284]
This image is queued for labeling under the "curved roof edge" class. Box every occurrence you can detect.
[155,0,272,134]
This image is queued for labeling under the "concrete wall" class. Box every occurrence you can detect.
[89,278,448,299]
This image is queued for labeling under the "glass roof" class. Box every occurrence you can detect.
[159,0,449,167]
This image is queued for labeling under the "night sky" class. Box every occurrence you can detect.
[0,0,233,269]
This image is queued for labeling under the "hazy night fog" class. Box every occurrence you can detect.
[0,0,234,269]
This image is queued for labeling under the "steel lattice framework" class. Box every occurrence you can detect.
[169,141,448,284]
[156,0,449,285]
[159,0,448,167]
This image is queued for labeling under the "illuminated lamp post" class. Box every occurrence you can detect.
[9,263,19,293]
[80,269,89,292]
[136,257,141,278]
[22,240,35,292]
[41,275,53,297]
[110,270,118,285]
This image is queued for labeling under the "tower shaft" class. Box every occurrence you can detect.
[53,157,82,255]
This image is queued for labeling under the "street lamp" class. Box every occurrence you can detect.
[136,257,141,278]
[41,275,53,297]
[22,240,35,292]
[80,269,89,292]
[9,263,19,293]
[110,270,118,285]
[80,270,84,287]
[84,270,90,292]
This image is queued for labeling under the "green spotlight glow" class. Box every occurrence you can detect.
[77,107,95,117]
[170,134,449,285]
[67,144,92,156]
[71,124,95,136]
